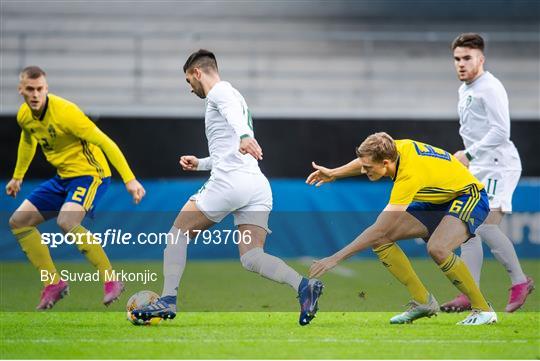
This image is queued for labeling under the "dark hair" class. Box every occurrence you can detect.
[452,33,485,51]
[183,49,218,73]
[19,65,46,80]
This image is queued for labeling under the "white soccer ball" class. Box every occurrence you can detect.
[126,290,162,326]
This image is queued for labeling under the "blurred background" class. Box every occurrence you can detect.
[1,0,539,262]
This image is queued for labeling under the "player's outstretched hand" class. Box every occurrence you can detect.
[309,256,338,278]
[306,162,335,187]
[239,136,263,160]
[5,178,22,198]
[180,155,199,171]
[125,179,146,205]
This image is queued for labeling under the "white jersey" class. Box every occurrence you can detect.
[197,81,260,174]
[458,71,521,170]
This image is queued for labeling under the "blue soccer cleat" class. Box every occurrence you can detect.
[297,278,324,326]
[131,295,177,321]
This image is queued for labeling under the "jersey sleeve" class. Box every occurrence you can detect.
[64,104,136,183]
[210,85,253,138]
[196,156,213,171]
[388,172,423,205]
[13,129,38,179]
[61,103,98,139]
[465,85,510,160]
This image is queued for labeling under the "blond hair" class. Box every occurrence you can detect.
[356,132,398,163]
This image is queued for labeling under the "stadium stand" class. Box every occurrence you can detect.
[1,1,538,118]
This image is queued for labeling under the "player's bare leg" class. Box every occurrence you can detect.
[9,200,68,310]
[58,201,123,305]
[237,223,323,326]
[372,211,439,324]
[9,200,45,229]
[56,201,86,232]
[133,200,214,321]
[428,216,496,325]
[173,200,216,236]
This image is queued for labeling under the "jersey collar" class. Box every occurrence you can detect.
[391,155,401,182]
[38,96,49,121]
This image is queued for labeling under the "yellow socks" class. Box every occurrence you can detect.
[439,253,490,311]
[13,226,59,285]
[69,225,112,281]
[374,243,429,304]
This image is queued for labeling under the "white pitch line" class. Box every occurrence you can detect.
[1,338,531,344]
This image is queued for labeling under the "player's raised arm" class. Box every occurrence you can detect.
[309,204,408,277]
[65,106,145,204]
[306,158,363,187]
[85,127,145,204]
[6,129,38,197]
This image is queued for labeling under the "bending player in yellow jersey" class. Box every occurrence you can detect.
[5,66,146,310]
[307,132,496,325]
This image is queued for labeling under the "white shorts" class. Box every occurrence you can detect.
[470,166,521,213]
[190,169,273,232]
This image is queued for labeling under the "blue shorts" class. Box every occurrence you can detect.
[27,175,110,219]
[406,188,489,241]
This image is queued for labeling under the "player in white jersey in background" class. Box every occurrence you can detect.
[132,49,323,326]
[441,33,534,313]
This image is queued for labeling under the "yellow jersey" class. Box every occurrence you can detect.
[14,93,134,182]
[389,139,484,205]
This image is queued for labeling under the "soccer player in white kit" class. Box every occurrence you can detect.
[441,33,534,313]
[132,49,323,326]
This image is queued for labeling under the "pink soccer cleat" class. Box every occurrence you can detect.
[103,281,125,306]
[36,280,69,310]
[506,276,535,313]
[440,293,471,313]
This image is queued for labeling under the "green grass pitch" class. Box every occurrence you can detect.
[1,259,539,359]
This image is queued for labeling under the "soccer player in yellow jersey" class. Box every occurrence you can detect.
[306,132,497,325]
[5,66,146,310]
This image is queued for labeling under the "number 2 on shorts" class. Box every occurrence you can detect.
[72,186,87,202]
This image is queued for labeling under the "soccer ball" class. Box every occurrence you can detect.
[126,290,162,326]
